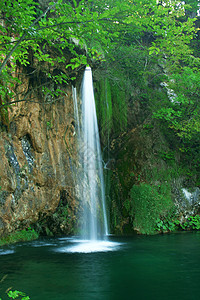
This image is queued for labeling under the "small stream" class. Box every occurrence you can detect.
[0,233,200,300]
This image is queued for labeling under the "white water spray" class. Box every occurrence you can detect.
[73,67,108,241]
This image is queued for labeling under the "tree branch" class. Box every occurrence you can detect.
[35,17,114,31]
[0,94,66,109]
[0,3,56,75]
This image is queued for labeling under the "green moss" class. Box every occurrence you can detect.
[0,228,39,246]
[95,78,127,143]
[95,78,113,140]
[111,83,127,132]
[125,183,173,235]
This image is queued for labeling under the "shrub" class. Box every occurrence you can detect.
[0,228,38,246]
[125,183,173,234]
[180,215,200,230]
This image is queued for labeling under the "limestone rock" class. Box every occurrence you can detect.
[0,84,78,236]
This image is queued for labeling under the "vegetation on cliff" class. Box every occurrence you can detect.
[0,228,38,246]
[93,1,200,234]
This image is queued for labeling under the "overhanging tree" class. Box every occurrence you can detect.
[0,0,127,112]
[0,0,199,125]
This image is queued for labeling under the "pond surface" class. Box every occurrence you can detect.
[0,232,200,300]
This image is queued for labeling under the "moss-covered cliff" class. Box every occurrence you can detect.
[94,72,200,235]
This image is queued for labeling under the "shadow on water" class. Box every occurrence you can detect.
[1,233,200,300]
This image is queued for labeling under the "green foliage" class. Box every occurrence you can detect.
[155,215,200,233]
[180,215,200,230]
[96,0,199,150]
[153,67,200,140]
[154,207,180,233]
[0,290,30,300]
[1,0,197,109]
[95,78,113,138]
[158,150,175,162]
[151,66,200,181]
[7,290,30,300]
[184,0,200,15]
[0,0,123,109]
[95,77,127,144]
[143,124,154,131]
[125,183,173,234]
[0,228,38,246]
[46,121,53,130]
[155,218,178,233]
[96,0,200,235]
[111,83,127,132]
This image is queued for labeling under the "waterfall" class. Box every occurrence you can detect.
[72,86,80,137]
[73,66,108,241]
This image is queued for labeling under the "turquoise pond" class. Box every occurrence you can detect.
[0,232,200,300]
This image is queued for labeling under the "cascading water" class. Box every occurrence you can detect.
[73,66,108,241]
[72,86,80,137]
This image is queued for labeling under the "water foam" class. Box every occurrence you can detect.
[0,249,15,255]
[55,239,121,253]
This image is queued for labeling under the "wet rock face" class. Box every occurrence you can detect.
[0,85,78,236]
[173,186,200,217]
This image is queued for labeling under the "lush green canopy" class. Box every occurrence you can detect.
[0,0,199,146]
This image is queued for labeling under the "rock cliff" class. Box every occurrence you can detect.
[0,67,79,236]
